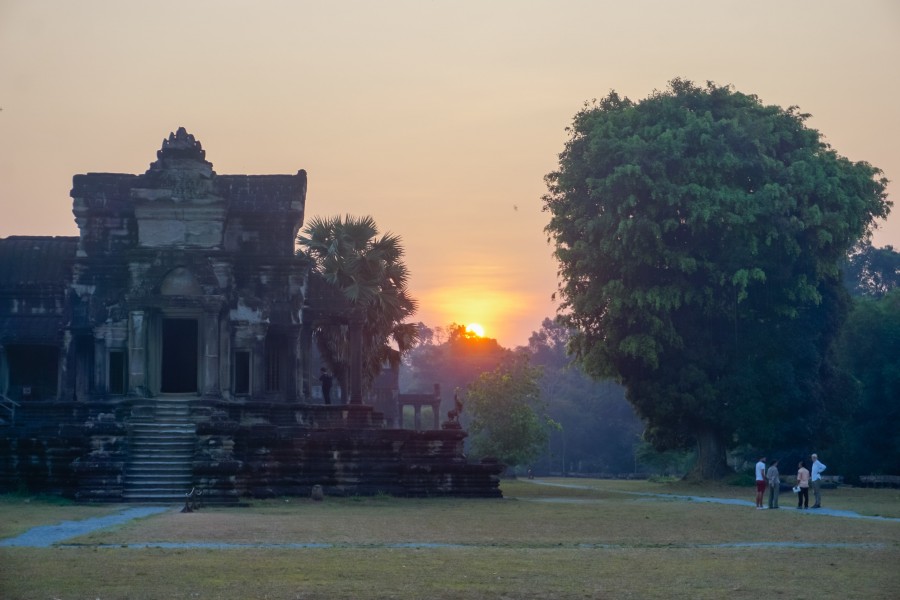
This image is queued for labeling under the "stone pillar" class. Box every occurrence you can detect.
[285,326,298,401]
[252,332,266,396]
[73,336,93,401]
[93,337,107,395]
[414,405,422,431]
[202,311,219,396]
[128,310,147,394]
[433,383,442,429]
[60,330,75,401]
[300,322,313,401]
[219,317,231,398]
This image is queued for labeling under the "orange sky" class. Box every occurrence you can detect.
[1,1,898,348]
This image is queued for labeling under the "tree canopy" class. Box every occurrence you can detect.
[843,241,900,298]
[833,289,900,476]
[464,354,555,469]
[298,215,419,393]
[402,323,510,397]
[543,79,890,478]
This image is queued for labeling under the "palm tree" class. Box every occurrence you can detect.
[298,215,419,397]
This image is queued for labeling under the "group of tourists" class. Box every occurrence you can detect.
[754,453,827,510]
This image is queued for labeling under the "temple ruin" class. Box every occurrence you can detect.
[0,128,501,502]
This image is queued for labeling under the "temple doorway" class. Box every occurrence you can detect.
[161,318,198,393]
[2,344,58,400]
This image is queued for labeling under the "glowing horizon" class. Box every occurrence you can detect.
[465,323,486,338]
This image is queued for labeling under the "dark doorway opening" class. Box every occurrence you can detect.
[161,318,198,393]
[5,344,58,400]
[109,350,127,395]
[234,350,251,395]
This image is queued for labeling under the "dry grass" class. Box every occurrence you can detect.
[1,478,898,599]
[2,546,897,599]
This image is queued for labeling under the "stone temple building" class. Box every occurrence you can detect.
[0,128,501,502]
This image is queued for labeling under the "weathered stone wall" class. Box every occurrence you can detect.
[0,401,132,498]
[0,401,501,501]
[190,404,502,502]
[233,425,501,499]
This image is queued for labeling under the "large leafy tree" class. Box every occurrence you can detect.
[298,215,419,394]
[543,79,890,479]
[465,354,555,470]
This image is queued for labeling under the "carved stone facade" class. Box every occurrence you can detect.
[0,129,501,501]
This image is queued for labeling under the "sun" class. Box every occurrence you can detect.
[465,323,485,338]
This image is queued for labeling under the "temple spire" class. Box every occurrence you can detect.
[145,127,214,178]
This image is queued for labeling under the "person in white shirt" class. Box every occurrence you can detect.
[810,453,827,508]
[755,456,767,509]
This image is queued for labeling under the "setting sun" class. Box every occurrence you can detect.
[465,323,485,338]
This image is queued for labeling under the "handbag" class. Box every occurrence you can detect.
[792,485,801,493]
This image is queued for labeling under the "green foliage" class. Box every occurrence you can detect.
[843,241,900,298]
[465,355,557,468]
[635,441,696,477]
[527,318,644,474]
[543,78,890,478]
[833,289,900,475]
[724,472,757,487]
[298,215,419,390]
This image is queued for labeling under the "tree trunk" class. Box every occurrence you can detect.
[684,427,730,481]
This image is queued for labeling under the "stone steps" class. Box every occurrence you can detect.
[124,397,196,503]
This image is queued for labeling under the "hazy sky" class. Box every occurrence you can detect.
[1,1,898,347]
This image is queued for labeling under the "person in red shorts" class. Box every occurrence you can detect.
[755,456,767,509]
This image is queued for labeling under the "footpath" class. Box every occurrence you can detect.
[526,479,900,523]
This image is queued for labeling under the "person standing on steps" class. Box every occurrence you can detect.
[796,461,810,509]
[810,453,827,508]
[319,367,333,405]
[766,459,780,509]
[755,456,767,509]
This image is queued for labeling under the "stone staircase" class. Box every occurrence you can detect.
[123,396,196,503]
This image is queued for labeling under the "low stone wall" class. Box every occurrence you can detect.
[0,399,503,501]
[229,425,501,499]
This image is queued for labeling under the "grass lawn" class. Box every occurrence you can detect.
[1,478,898,599]
[0,493,127,539]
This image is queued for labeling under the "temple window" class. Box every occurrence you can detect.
[234,350,251,395]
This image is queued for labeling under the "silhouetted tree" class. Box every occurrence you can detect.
[402,323,511,405]
[298,215,419,393]
[544,79,889,479]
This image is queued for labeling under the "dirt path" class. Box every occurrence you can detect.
[526,479,900,522]
[0,506,170,547]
